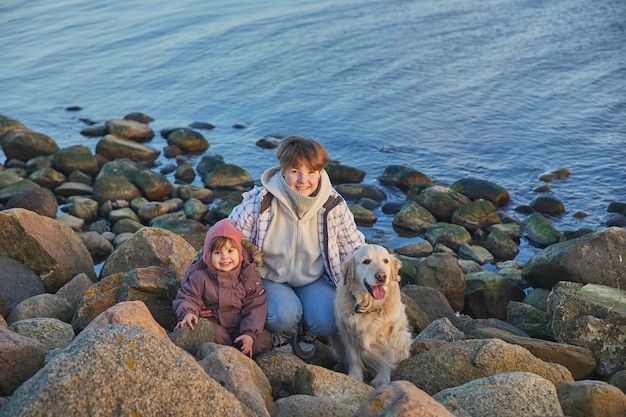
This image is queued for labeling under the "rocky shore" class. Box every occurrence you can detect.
[0,113,625,416]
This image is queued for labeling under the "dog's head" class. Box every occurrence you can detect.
[342,244,401,301]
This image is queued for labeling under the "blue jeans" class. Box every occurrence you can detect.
[262,275,337,337]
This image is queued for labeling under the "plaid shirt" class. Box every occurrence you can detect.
[228,186,365,287]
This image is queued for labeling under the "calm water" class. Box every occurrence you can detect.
[2,0,626,261]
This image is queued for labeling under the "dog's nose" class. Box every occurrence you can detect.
[375,271,387,282]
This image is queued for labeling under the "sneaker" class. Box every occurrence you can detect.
[292,320,316,359]
[271,331,293,353]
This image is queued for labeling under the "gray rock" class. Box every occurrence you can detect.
[458,243,494,265]
[75,265,181,332]
[6,186,58,218]
[463,271,525,320]
[169,318,215,356]
[358,380,455,417]
[134,168,173,201]
[77,230,113,264]
[0,208,96,292]
[51,144,99,176]
[0,326,46,396]
[529,194,566,215]
[54,273,95,311]
[7,294,74,326]
[95,134,159,164]
[334,183,387,202]
[423,222,472,251]
[392,202,436,233]
[402,253,466,312]
[183,197,208,221]
[100,226,195,280]
[414,185,471,223]
[450,178,510,207]
[0,129,59,161]
[557,380,626,417]
[255,350,307,400]
[392,338,573,395]
[378,165,431,192]
[68,196,99,222]
[520,212,561,248]
[203,163,254,190]
[348,203,377,227]
[522,226,626,290]
[401,284,458,324]
[269,394,354,417]
[506,300,554,340]
[105,119,155,143]
[0,255,44,315]
[467,327,596,380]
[197,344,272,417]
[451,199,501,232]
[547,282,626,377]
[434,372,564,417]
[325,163,365,185]
[415,317,465,342]
[293,364,374,413]
[165,127,209,152]
[1,324,256,417]
[9,317,75,351]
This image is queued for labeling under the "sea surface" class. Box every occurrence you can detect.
[2,0,625,262]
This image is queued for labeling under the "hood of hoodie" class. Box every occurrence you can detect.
[202,218,244,271]
[260,166,332,220]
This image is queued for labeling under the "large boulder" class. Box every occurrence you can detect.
[434,372,563,417]
[413,185,471,222]
[0,324,256,416]
[462,270,525,320]
[0,327,46,396]
[51,145,100,176]
[402,253,466,312]
[73,266,180,333]
[100,226,195,279]
[0,129,59,161]
[358,380,455,417]
[392,338,573,395]
[522,227,626,290]
[0,255,44,315]
[0,209,96,292]
[547,282,626,377]
[197,344,272,417]
[449,178,510,207]
[467,327,596,380]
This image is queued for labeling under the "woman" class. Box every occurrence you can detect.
[228,136,365,358]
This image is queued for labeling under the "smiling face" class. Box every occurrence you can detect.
[282,163,322,196]
[343,244,401,301]
[210,239,240,272]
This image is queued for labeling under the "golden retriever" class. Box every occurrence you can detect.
[332,244,411,387]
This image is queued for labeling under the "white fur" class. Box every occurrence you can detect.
[332,244,411,387]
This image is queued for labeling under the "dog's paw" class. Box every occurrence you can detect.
[370,374,391,388]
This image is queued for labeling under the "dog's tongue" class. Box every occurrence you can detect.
[371,285,386,300]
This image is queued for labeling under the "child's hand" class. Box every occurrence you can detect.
[174,312,198,330]
[199,308,213,318]
[234,334,254,358]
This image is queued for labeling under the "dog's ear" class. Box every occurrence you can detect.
[341,254,355,286]
[390,254,402,282]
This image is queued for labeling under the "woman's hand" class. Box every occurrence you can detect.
[234,334,254,358]
[174,312,198,330]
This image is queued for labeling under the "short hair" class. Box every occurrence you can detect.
[209,236,237,253]
[276,136,329,171]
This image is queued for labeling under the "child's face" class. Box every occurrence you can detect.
[282,163,321,196]
[210,241,240,272]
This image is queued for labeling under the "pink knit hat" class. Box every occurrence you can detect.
[201,218,244,269]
